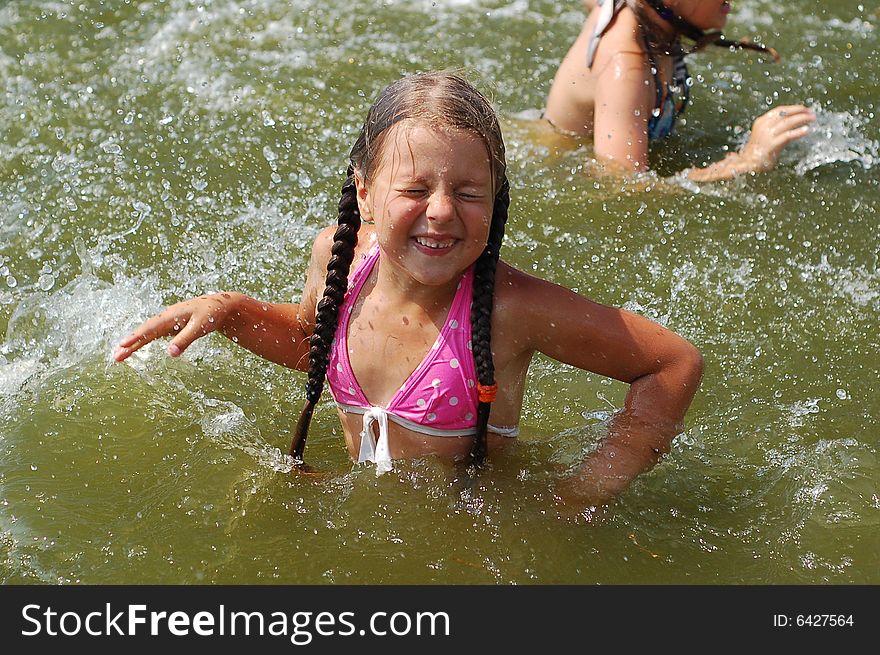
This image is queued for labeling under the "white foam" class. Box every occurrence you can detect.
[786,109,879,174]
[796,254,879,310]
[0,358,43,397]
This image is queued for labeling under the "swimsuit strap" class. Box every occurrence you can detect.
[586,0,627,68]
[346,242,380,298]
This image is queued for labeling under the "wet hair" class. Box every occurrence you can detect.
[288,72,509,468]
[632,0,779,61]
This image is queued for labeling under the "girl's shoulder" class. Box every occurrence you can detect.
[491,262,605,358]
[492,262,574,328]
[302,224,376,308]
[309,224,377,270]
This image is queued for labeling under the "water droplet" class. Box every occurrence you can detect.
[124,111,134,124]
[102,142,122,155]
[31,464,37,471]
[836,389,848,400]
[191,177,207,191]
[38,274,55,291]
[262,110,275,127]
[51,154,68,172]
[132,200,151,216]
[5,276,17,288]
[159,115,174,125]
[262,146,277,162]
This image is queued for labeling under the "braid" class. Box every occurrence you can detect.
[468,177,510,467]
[289,168,361,462]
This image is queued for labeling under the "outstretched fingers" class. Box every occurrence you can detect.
[769,105,814,118]
[744,105,817,172]
[112,310,191,362]
[113,294,239,363]
[165,313,216,357]
[771,111,816,146]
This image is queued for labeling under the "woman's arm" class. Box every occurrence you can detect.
[550,7,815,179]
[583,8,656,171]
[499,266,704,507]
[687,105,816,182]
[113,226,336,372]
[545,6,656,170]
[591,49,654,171]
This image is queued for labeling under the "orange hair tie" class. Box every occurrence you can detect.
[477,383,498,404]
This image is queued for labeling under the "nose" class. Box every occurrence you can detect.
[426,189,455,223]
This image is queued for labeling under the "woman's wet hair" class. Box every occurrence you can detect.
[289,71,508,468]
[634,0,779,61]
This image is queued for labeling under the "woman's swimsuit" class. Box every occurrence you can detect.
[326,244,517,474]
[587,0,691,141]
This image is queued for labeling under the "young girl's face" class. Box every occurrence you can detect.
[669,0,731,31]
[356,121,494,288]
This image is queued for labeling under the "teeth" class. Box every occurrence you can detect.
[415,237,454,249]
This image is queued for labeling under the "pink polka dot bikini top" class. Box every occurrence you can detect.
[326,244,480,473]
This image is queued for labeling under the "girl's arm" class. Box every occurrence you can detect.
[113,226,335,371]
[497,265,704,507]
[113,292,311,370]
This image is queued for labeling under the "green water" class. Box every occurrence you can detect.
[0,0,877,584]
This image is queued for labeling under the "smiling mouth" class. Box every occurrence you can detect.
[414,236,456,250]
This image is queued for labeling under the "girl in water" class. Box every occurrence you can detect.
[113,72,703,509]
[545,1,816,180]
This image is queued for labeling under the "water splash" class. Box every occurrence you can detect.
[198,395,294,472]
[786,109,879,174]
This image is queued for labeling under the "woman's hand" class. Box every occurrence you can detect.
[113,292,245,362]
[739,105,816,173]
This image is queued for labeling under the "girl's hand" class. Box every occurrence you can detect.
[554,471,606,514]
[113,292,244,362]
[739,105,816,172]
